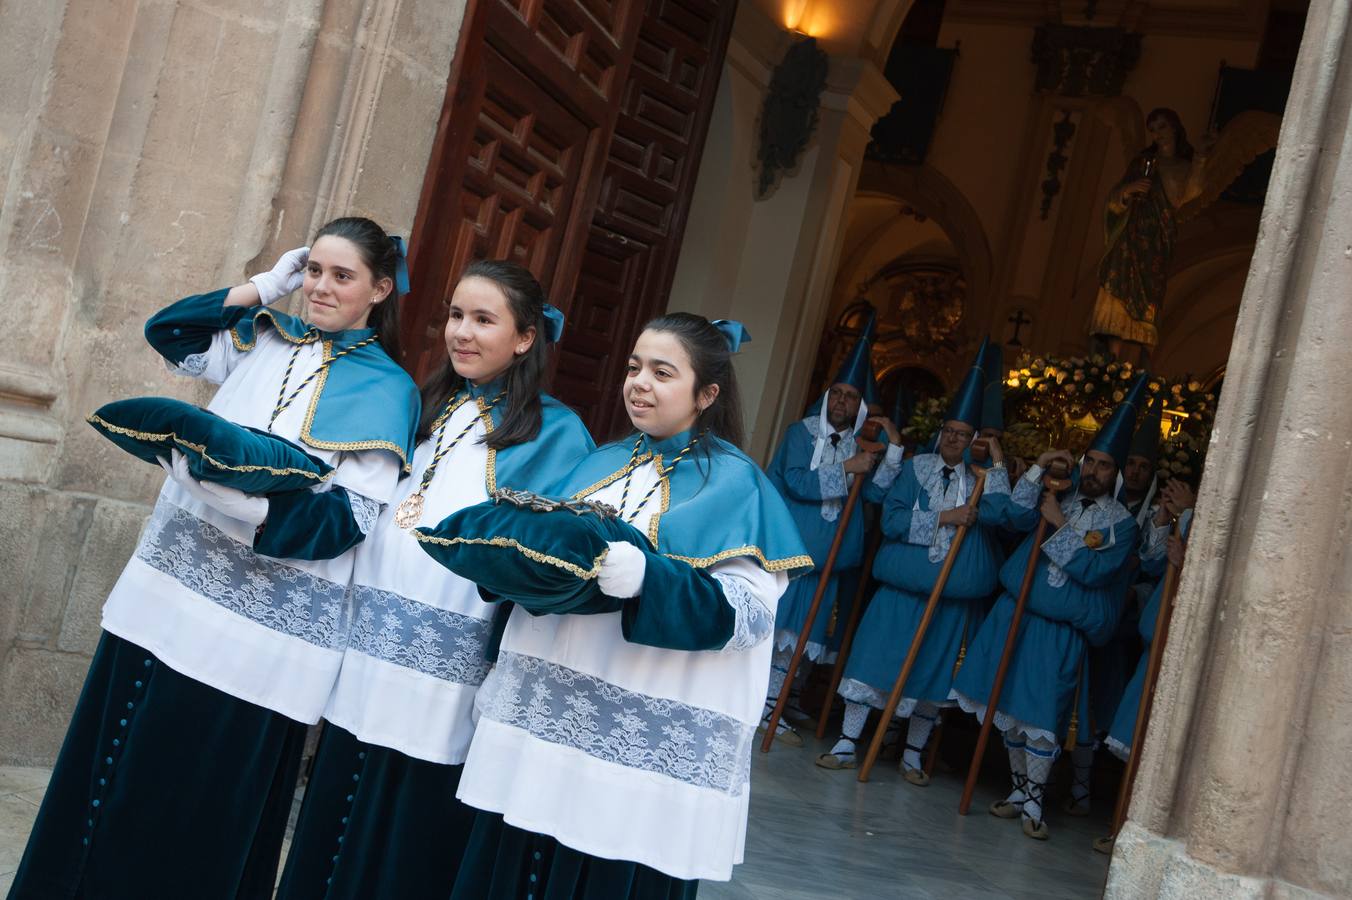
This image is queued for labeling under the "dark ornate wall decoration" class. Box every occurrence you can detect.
[1040,111,1077,220]
[1030,25,1141,97]
[756,36,829,197]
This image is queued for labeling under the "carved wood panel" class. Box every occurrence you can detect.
[404,0,736,440]
[558,0,737,436]
[402,0,645,378]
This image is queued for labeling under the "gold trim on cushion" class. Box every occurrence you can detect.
[87,414,335,482]
[411,533,608,580]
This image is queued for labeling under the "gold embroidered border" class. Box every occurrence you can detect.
[296,341,413,472]
[477,395,500,494]
[665,546,814,573]
[645,452,669,545]
[87,414,335,482]
[411,533,607,580]
[229,308,318,351]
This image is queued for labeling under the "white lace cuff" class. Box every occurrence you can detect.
[1012,469,1042,508]
[983,467,1012,496]
[1140,517,1169,560]
[348,491,382,535]
[1041,524,1083,569]
[715,572,774,652]
[871,444,904,491]
[172,351,211,378]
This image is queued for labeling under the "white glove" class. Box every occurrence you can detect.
[598,541,647,599]
[160,451,269,527]
[249,246,309,306]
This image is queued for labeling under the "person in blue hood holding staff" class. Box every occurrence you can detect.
[763,308,902,745]
[818,338,1010,782]
[952,374,1148,841]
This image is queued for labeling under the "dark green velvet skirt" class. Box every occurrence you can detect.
[8,631,306,900]
[274,723,476,900]
[449,812,698,900]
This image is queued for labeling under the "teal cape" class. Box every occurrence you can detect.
[451,377,597,493]
[145,289,420,471]
[560,429,813,575]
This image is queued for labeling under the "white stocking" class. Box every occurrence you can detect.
[1023,735,1061,825]
[902,701,939,772]
[1003,732,1028,808]
[828,701,871,756]
[765,647,793,703]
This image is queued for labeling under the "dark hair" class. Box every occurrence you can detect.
[640,312,746,450]
[312,216,404,362]
[1144,107,1195,162]
[415,260,549,450]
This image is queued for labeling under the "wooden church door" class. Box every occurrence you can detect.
[403,0,737,436]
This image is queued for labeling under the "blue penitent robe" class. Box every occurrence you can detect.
[766,417,901,660]
[1107,510,1192,760]
[952,466,1139,742]
[839,454,1008,715]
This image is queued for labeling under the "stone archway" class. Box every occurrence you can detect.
[851,160,995,322]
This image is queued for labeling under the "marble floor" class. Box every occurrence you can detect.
[0,731,1111,899]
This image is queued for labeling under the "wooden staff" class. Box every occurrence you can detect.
[858,443,989,782]
[1110,517,1186,836]
[761,420,884,753]
[815,526,884,739]
[958,460,1072,814]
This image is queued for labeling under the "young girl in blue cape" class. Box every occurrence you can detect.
[274,261,594,900]
[447,313,812,899]
[10,217,420,900]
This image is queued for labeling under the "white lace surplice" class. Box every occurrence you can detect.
[101,325,400,723]
[459,455,788,882]
[323,398,498,765]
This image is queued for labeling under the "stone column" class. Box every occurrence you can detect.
[1105,0,1352,896]
[667,2,897,461]
[0,0,464,765]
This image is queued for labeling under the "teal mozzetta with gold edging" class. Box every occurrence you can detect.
[145,290,420,472]
[451,375,597,495]
[563,429,814,576]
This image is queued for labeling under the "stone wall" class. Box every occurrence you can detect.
[1104,0,1352,895]
[0,0,465,765]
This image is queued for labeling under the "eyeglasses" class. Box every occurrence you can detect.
[940,427,974,440]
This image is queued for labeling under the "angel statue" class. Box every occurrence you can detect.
[1092,106,1281,364]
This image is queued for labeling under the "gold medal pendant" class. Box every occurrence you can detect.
[394,492,426,530]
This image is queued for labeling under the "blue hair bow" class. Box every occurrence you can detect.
[711,319,751,353]
[542,304,565,344]
[388,235,411,296]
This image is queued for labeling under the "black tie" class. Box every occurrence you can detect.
[942,466,955,491]
[829,433,841,448]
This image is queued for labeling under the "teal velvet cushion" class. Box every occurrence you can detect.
[88,396,334,494]
[413,493,651,615]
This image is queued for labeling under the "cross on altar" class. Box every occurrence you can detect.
[1007,308,1032,346]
